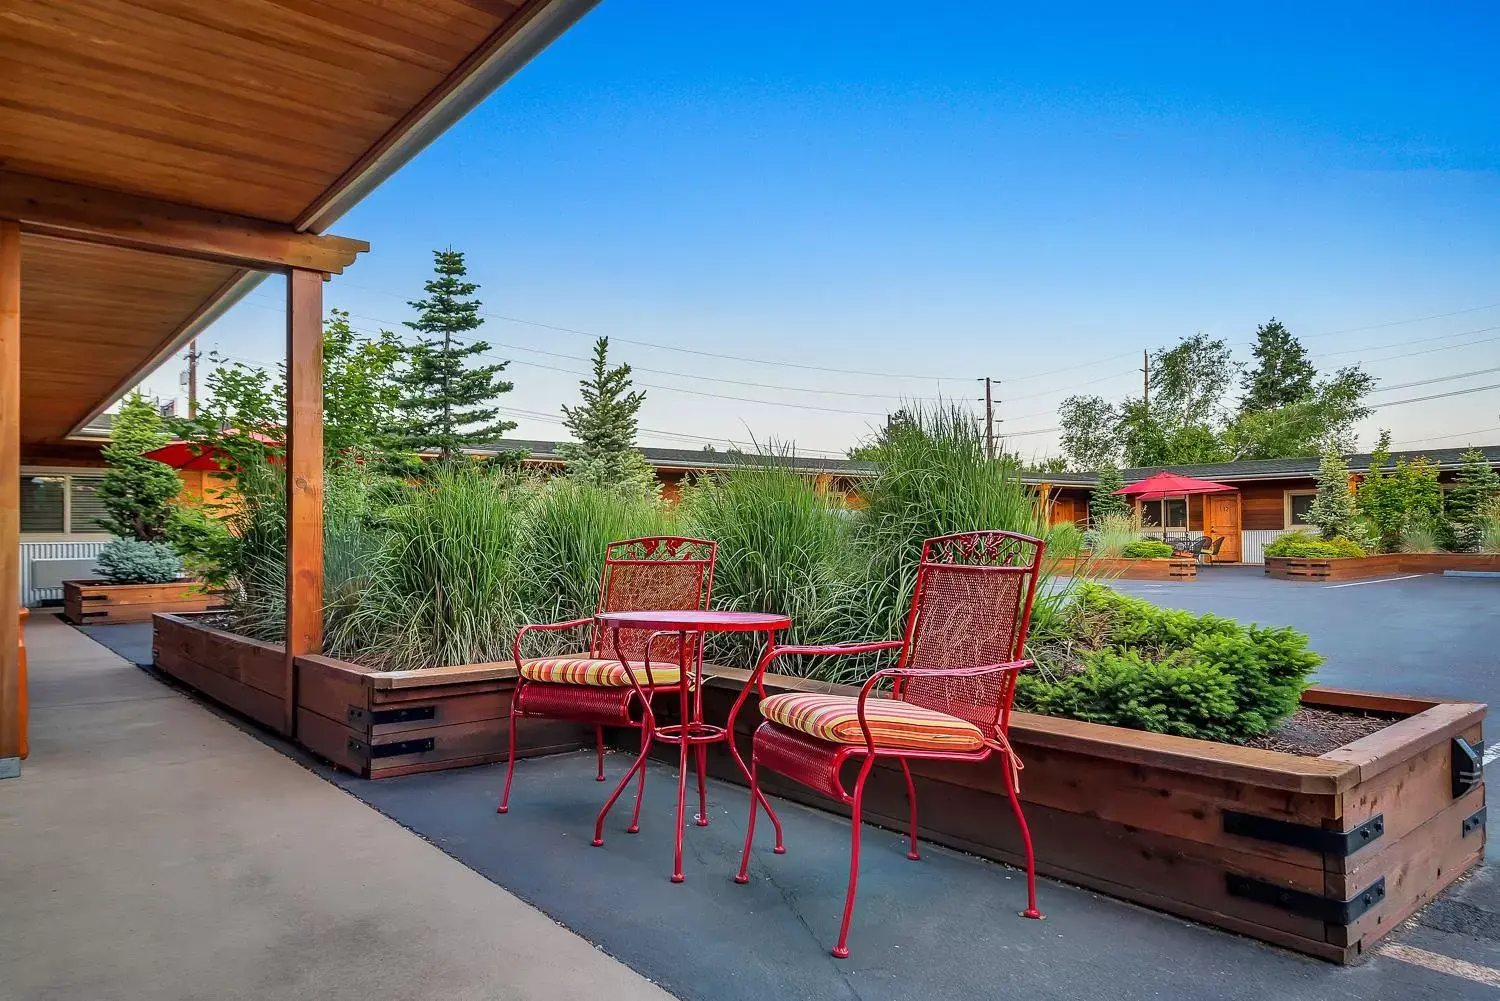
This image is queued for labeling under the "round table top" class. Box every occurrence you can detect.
[596,609,792,633]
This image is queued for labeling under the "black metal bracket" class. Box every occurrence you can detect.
[346,736,436,760]
[1226,875,1386,925]
[1453,738,1483,799]
[80,609,110,618]
[1223,811,1384,858]
[347,705,437,727]
[80,593,108,602]
[1464,806,1487,838]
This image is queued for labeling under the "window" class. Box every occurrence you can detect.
[1139,498,1188,530]
[18,472,112,537]
[1286,490,1316,527]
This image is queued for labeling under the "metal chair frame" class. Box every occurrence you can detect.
[734,530,1046,958]
[497,536,716,847]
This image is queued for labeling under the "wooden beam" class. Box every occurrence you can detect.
[0,170,368,274]
[285,269,325,736]
[0,220,21,773]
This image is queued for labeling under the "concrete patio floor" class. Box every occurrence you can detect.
[0,615,673,1001]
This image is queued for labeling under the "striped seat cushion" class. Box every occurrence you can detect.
[519,656,681,688]
[759,692,986,753]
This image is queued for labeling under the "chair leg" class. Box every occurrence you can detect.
[1002,756,1043,920]
[899,758,921,861]
[833,756,878,959]
[595,727,652,847]
[694,743,709,826]
[496,696,521,814]
[595,725,606,781]
[734,759,762,884]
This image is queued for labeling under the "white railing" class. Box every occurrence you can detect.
[1239,530,1291,566]
[20,540,109,606]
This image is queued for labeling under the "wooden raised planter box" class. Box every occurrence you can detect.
[1056,556,1197,579]
[150,612,588,776]
[66,579,220,624]
[296,654,588,779]
[153,611,290,734]
[1266,553,1500,581]
[664,672,1485,964]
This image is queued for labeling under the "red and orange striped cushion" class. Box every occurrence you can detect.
[759,692,986,752]
[519,656,681,688]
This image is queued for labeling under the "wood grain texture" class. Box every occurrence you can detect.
[0,220,20,760]
[2,170,367,272]
[1054,556,1198,579]
[284,268,324,735]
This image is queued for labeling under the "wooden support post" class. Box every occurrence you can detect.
[284,269,324,736]
[1,220,21,777]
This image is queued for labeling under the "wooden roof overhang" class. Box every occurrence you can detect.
[1,0,599,446]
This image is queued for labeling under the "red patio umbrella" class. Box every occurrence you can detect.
[144,432,282,471]
[1114,470,1234,501]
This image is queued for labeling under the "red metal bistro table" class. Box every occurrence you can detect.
[595,609,791,883]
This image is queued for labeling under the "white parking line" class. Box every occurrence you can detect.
[1378,943,1500,988]
[1322,574,1427,589]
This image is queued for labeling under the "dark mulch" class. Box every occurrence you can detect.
[1242,706,1397,756]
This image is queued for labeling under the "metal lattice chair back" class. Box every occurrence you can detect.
[589,537,717,664]
[896,531,1044,739]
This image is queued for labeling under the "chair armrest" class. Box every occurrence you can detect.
[512,617,594,667]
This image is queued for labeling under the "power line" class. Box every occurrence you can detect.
[1299,301,1500,341]
[1315,324,1500,361]
[1367,382,1500,410]
[1391,426,1500,447]
[1369,366,1500,394]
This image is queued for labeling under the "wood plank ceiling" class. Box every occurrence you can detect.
[0,0,541,445]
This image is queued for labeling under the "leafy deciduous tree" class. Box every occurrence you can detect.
[1058,394,1121,472]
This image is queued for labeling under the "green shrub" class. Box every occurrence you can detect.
[1121,539,1174,559]
[1046,522,1086,559]
[1262,530,1365,560]
[1088,512,1142,558]
[95,538,183,585]
[1021,583,1320,742]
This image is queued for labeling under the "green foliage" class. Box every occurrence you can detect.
[95,538,183,585]
[1021,584,1319,742]
[1089,465,1130,521]
[1263,530,1365,559]
[1240,318,1316,414]
[1224,366,1372,460]
[558,337,658,500]
[395,249,516,461]
[1058,394,1121,472]
[1357,431,1444,553]
[321,309,407,463]
[1087,511,1142,558]
[1306,442,1358,541]
[1399,517,1442,554]
[96,393,185,543]
[1121,539,1173,559]
[1046,522,1086,558]
[1446,449,1500,552]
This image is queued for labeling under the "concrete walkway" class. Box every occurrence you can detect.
[0,614,674,1001]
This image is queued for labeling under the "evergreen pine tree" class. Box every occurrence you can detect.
[559,337,658,498]
[395,249,515,461]
[1240,318,1317,414]
[1089,465,1131,522]
[96,393,185,542]
[1445,448,1500,551]
[1306,442,1358,541]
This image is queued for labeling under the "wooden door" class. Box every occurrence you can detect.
[1206,493,1242,562]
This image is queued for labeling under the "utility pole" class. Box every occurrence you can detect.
[977,377,996,460]
[1141,349,1150,408]
[187,338,200,418]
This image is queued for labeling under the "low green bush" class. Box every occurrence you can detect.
[1121,539,1174,559]
[1020,584,1320,742]
[95,538,183,585]
[1262,530,1366,560]
[1046,522,1086,559]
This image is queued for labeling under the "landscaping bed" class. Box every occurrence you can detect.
[66,579,220,625]
[1054,556,1197,579]
[1266,553,1500,581]
[153,611,289,733]
[666,673,1485,964]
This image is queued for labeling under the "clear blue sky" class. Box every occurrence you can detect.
[143,1,1500,459]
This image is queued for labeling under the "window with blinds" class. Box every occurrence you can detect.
[70,476,109,533]
[20,476,65,533]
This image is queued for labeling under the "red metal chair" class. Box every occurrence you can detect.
[498,537,717,846]
[734,530,1045,958]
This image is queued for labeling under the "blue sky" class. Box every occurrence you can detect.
[144,1,1500,458]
